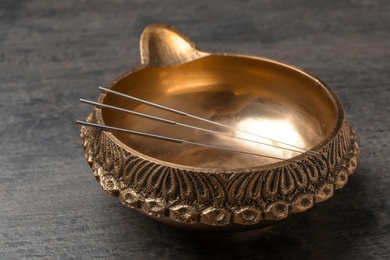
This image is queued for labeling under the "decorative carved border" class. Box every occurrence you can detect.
[80,112,359,226]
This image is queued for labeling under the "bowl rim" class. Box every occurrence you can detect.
[94,53,345,174]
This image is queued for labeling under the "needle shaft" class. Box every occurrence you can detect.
[81,98,310,155]
[99,87,319,155]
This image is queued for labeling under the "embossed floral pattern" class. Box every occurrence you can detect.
[80,111,359,226]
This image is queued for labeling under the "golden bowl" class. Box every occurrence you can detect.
[79,24,359,231]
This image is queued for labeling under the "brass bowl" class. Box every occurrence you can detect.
[80,24,359,231]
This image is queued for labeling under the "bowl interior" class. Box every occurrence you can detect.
[101,55,338,169]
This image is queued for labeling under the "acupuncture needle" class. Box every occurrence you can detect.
[99,87,319,155]
[80,98,310,155]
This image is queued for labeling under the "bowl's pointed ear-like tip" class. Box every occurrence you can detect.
[140,23,208,67]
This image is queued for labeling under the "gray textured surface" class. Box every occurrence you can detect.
[1,0,389,259]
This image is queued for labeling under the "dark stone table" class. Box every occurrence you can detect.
[1,0,389,259]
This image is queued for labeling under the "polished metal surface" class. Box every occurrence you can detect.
[101,55,337,168]
[79,24,359,231]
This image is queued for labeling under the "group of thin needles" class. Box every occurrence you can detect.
[77,87,319,164]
